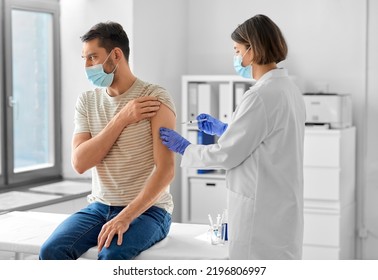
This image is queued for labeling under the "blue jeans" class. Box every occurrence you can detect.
[39,202,171,260]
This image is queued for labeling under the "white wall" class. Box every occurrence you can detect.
[187,0,366,93]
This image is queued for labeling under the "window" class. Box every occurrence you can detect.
[0,0,61,189]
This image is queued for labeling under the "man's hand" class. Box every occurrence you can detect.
[97,215,131,252]
[118,96,161,127]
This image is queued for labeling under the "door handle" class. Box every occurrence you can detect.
[8,96,16,107]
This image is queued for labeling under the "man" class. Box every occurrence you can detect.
[39,22,176,260]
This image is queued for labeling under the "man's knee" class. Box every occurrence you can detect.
[39,238,73,260]
[39,239,60,260]
[98,244,139,260]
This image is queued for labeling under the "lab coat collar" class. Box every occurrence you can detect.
[254,68,288,86]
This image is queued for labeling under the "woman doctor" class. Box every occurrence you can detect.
[160,14,306,259]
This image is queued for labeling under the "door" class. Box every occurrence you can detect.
[363,0,378,260]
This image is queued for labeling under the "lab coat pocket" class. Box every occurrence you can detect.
[228,189,256,259]
[226,154,258,199]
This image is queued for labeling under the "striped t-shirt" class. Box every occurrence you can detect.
[74,78,176,214]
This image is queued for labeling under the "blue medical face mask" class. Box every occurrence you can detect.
[85,50,118,87]
[233,47,252,79]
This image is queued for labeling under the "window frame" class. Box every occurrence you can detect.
[1,0,62,189]
[0,0,5,187]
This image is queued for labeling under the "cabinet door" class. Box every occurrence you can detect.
[304,168,340,200]
[302,245,340,260]
[303,209,340,247]
[304,133,341,167]
[189,178,227,224]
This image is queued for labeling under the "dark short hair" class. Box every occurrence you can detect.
[231,14,287,65]
[81,21,130,61]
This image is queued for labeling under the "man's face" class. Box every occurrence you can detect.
[82,38,115,73]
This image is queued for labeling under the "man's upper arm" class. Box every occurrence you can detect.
[150,103,176,169]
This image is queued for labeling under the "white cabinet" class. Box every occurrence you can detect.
[180,75,356,259]
[189,178,227,224]
[181,75,253,224]
[302,127,356,259]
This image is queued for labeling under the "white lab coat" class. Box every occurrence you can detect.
[181,68,306,259]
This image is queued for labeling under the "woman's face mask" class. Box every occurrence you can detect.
[233,47,252,79]
[85,50,118,88]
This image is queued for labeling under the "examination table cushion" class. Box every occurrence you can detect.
[0,211,228,260]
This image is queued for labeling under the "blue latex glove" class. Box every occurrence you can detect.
[196,113,228,137]
[159,127,191,155]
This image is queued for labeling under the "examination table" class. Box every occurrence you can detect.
[0,211,228,260]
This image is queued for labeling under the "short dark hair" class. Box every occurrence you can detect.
[81,21,130,61]
[231,14,287,65]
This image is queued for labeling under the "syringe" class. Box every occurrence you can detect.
[181,119,207,125]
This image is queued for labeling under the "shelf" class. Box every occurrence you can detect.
[181,75,247,224]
